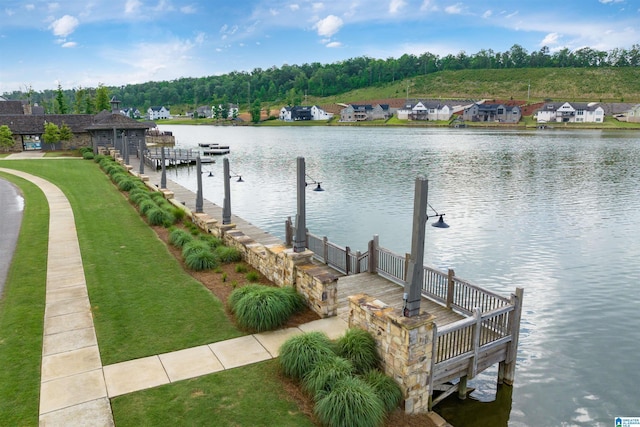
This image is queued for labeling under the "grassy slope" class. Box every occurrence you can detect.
[0,173,48,426]
[310,67,640,105]
[1,160,242,365]
[0,160,313,426]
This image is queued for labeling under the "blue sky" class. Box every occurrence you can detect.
[0,0,638,93]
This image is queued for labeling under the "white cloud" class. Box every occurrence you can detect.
[541,32,560,46]
[25,4,35,11]
[125,0,142,14]
[389,0,406,14]
[599,0,623,3]
[49,15,79,37]
[420,0,437,12]
[312,3,324,12]
[153,0,174,12]
[326,41,342,48]
[48,3,59,12]
[290,4,299,11]
[180,5,196,14]
[444,3,464,14]
[505,11,518,19]
[194,32,205,44]
[61,41,77,48]
[314,15,343,37]
[482,9,492,19]
[5,8,15,16]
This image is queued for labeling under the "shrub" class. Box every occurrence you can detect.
[168,228,193,248]
[227,284,265,313]
[172,206,186,222]
[235,264,248,274]
[184,248,219,271]
[149,192,166,203]
[361,370,403,413]
[280,286,306,313]
[181,240,211,259]
[110,172,129,184]
[138,199,157,216]
[279,332,335,380]
[129,189,151,205]
[94,154,106,163]
[336,328,380,374]
[147,207,174,227]
[303,356,354,399]
[314,376,385,427]
[215,246,242,263]
[82,151,94,160]
[199,234,223,249]
[245,271,260,282]
[233,286,291,332]
[117,178,136,191]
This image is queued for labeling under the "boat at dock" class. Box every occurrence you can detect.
[198,142,230,155]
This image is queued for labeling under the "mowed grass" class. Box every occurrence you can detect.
[1,160,315,426]
[0,173,48,426]
[111,360,315,427]
[1,160,242,365]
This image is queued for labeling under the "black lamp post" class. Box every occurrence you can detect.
[293,156,324,252]
[160,146,167,189]
[138,138,145,175]
[196,155,203,213]
[403,178,448,317]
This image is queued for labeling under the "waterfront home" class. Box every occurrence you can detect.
[121,107,142,119]
[279,105,313,121]
[396,100,454,121]
[147,105,170,120]
[463,102,522,123]
[340,104,391,122]
[534,102,604,123]
[617,104,640,123]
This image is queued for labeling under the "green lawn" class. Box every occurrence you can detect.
[0,173,48,426]
[0,159,315,426]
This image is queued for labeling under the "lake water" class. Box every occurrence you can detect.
[158,124,640,427]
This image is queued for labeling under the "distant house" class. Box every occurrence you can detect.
[311,105,333,120]
[121,107,141,119]
[463,103,521,123]
[195,106,212,118]
[147,106,170,120]
[279,105,313,121]
[535,102,604,123]
[340,104,391,122]
[396,100,454,121]
[622,104,640,123]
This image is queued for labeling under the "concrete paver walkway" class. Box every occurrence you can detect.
[0,163,348,426]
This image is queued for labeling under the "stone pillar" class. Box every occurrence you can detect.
[348,294,435,414]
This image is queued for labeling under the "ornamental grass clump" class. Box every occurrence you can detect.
[227,284,264,313]
[280,286,306,313]
[336,328,380,374]
[117,178,137,191]
[129,188,151,206]
[215,246,242,263]
[303,356,354,399]
[232,286,290,332]
[360,370,403,413]
[146,206,175,227]
[314,376,385,427]
[181,240,211,258]
[138,199,157,216]
[184,248,219,271]
[279,332,335,380]
[199,234,223,250]
[168,228,193,248]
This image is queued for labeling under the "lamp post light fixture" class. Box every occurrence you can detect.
[160,146,167,189]
[195,155,204,213]
[293,156,325,253]
[403,178,449,317]
[222,157,244,225]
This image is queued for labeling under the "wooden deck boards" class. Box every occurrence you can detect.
[337,272,464,326]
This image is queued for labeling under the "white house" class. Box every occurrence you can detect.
[396,100,453,121]
[311,105,333,120]
[535,102,604,123]
[147,106,170,120]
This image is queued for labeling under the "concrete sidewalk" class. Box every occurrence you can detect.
[0,165,349,427]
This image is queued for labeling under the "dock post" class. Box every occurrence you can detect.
[285,217,292,246]
[498,361,505,385]
[368,235,379,274]
[293,157,307,253]
[446,269,455,308]
[503,287,524,385]
[138,139,145,175]
[458,376,468,400]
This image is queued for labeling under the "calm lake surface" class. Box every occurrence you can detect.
[158,124,640,427]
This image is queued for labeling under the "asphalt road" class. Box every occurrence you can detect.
[0,178,24,297]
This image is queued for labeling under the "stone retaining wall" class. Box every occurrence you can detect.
[348,294,435,414]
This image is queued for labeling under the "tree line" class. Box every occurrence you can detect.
[4,44,640,114]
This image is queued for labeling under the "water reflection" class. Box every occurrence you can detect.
[159,125,640,426]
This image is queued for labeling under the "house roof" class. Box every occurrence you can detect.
[85,112,151,130]
[149,106,166,111]
[2,114,96,134]
[0,100,26,115]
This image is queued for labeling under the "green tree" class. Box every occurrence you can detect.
[0,125,14,151]
[74,87,87,114]
[42,122,60,150]
[55,83,68,114]
[95,83,110,112]
[250,99,261,123]
[59,123,73,145]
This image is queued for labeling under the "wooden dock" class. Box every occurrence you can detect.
[144,147,213,169]
[337,273,464,326]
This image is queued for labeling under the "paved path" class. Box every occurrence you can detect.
[0,179,23,297]
[0,163,348,427]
